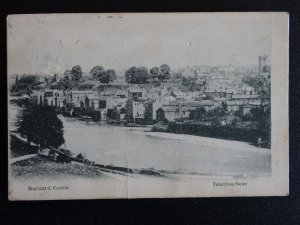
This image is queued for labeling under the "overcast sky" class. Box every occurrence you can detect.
[7,13,271,75]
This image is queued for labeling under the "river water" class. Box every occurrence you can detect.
[60,116,271,177]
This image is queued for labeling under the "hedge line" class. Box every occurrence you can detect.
[167,122,270,148]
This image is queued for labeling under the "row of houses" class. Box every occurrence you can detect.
[31,89,127,120]
[125,97,266,124]
[31,84,267,123]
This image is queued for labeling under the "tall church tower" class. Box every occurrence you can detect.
[258,55,270,75]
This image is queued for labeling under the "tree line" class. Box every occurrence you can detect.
[66,64,171,85]
[57,64,171,87]
[10,63,172,93]
[125,64,171,84]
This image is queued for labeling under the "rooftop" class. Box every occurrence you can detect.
[227,100,244,106]
[232,94,260,99]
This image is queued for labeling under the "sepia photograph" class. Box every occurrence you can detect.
[7,13,289,200]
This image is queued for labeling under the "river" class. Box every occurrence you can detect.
[60,116,271,177]
[9,103,271,177]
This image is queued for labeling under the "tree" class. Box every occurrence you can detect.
[56,72,73,90]
[17,105,65,148]
[250,107,270,130]
[231,118,238,126]
[71,65,82,83]
[98,69,116,84]
[136,67,149,84]
[180,74,203,92]
[221,102,227,111]
[10,75,40,94]
[125,66,149,84]
[207,108,225,117]
[106,107,120,120]
[125,66,137,83]
[90,66,104,80]
[150,66,159,82]
[98,71,108,84]
[150,67,159,76]
[211,117,222,126]
[159,64,170,80]
[105,69,117,83]
[189,106,206,120]
[63,70,72,83]
[90,66,116,84]
[119,107,126,114]
[249,107,271,147]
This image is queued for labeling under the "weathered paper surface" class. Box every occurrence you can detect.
[7,13,289,200]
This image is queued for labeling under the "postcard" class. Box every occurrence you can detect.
[7,13,289,200]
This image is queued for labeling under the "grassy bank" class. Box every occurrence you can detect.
[11,156,104,179]
[10,134,39,158]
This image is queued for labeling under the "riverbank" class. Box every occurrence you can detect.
[10,133,105,179]
[11,155,104,179]
[142,132,270,154]
[63,114,270,149]
[10,133,163,179]
[64,112,270,149]
[164,122,271,148]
